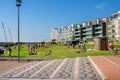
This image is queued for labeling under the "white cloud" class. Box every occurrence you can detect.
[96,3,106,9]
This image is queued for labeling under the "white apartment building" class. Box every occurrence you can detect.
[51,24,77,42]
[51,28,61,42]
[112,11,120,40]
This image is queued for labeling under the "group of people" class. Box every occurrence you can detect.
[66,41,87,53]
[27,43,38,55]
[0,45,12,57]
[27,43,52,55]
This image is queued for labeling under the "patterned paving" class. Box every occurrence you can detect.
[0,57,102,80]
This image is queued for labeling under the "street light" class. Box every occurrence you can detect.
[16,0,21,62]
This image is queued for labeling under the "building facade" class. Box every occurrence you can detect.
[51,28,61,42]
[111,11,120,40]
[51,11,120,42]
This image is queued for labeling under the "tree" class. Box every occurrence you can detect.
[51,39,56,42]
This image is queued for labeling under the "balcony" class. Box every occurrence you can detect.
[75,30,81,33]
[75,34,80,36]
[112,18,118,21]
[95,31,102,34]
[108,24,114,27]
[95,34,103,37]
[108,29,115,33]
[85,36,92,39]
[75,37,81,40]
[83,32,92,35]
[95,26,102,29]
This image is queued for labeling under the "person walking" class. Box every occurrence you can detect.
[109,42,114,54]
[7,47,12,57]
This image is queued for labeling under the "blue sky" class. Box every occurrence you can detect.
[0,0,120,42]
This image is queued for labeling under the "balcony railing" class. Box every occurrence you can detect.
[75,37,81,40]
[75,30,81,33]
[84,36,92,39]
[82,28,92,32]
[95,31,102,34]
[108,29,115,33]
[83,32,92,35]
[95,26,102,29]
[75,34,80,36]
[95,35,102,37]
[108,24,114,27]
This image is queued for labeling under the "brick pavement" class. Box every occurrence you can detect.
[0,58,102,80]
[0,61,27,75]
[0,56,120,80]
[90,56,120,80]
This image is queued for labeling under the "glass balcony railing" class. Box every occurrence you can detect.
[75,30,81,33]
[95,31,102,34]
[85,32,92,35]
[95,26,102,29]
[85,36,92,39]
[75,37,81,40]
[83,32,92,35]
[86,28,92,31]
[95,35,102,37]
[82,28,92,32]
[112,18,118,21]
[108,24,114,27]
[108,29,115,32]
[75,34,80,36]
[108,35,115,38]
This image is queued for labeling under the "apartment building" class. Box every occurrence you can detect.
[51,28,61,42]
[74,24,82,40]
[51,24,77,42]
[51,11,120,42]
[111,11,120,40]
[74,20,107,41]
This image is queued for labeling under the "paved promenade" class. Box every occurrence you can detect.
[90,56,120,80]
[0,56,120,80]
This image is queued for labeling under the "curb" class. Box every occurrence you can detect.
[88,56,108,80]
[0,58,54,62]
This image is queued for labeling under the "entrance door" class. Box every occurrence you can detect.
[100,39,105,50]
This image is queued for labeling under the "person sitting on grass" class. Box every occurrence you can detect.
[45,50,52,56]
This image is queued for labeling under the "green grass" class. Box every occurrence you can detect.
[2,45,111,59]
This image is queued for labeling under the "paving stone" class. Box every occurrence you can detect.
[0,57,102,80]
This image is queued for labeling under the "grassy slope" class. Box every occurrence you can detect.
[3,45,111,59]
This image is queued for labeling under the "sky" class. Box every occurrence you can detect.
[0,0,120,42]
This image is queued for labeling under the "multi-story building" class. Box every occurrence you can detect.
[111,11,120,40]
[74,24,82,41]
[105,17,115,41]
[51,24,77,42]
[51,28,61,42]
[51,11,120,42]
[82,22,93,40]
[61,24,77,42]
[74,20,107,41]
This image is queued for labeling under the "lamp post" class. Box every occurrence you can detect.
[16,0,21,62]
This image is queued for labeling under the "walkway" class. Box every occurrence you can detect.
[0,57,102,80]
[0,56,120,80]
[90,56,120,80]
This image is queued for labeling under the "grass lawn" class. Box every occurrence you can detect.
[2,45,111,59]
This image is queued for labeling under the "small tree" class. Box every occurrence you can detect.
[51,39,56,42]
